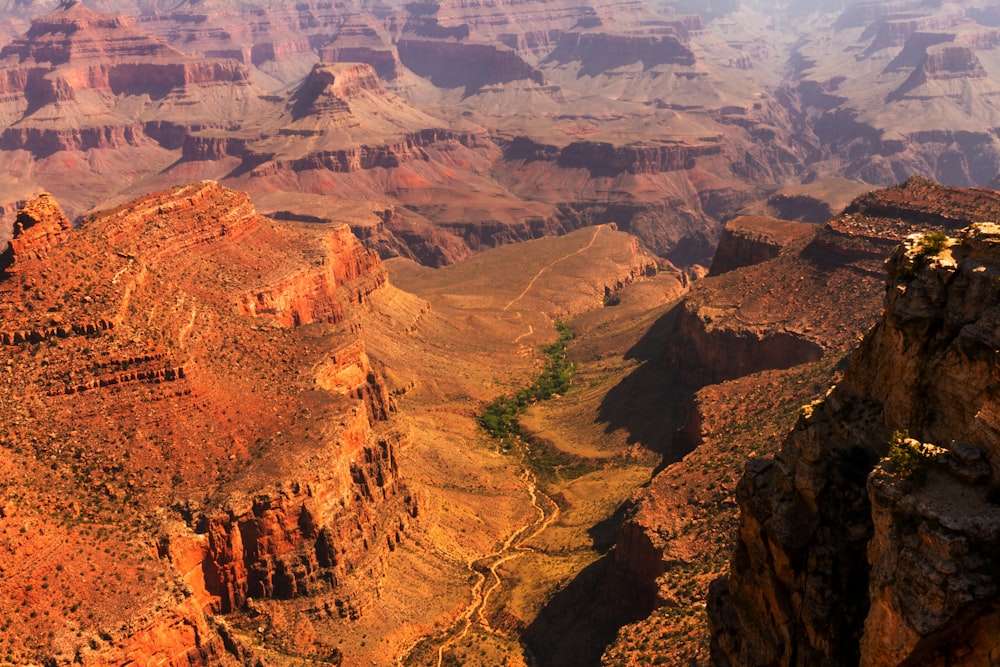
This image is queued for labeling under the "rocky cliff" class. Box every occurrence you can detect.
[396,39,544,91]
[0,3,260,160]
[543,31,695,76]
[0,181,412,665]
[0,191,70,271]
[709,183,1000,666]
[708,216,815,276]
[597,179,1000,665]
[792,4,1000,189]
[557,140,722,177]
[318,17,400,80]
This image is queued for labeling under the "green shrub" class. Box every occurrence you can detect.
[887,430,923,480]
[478,322,575,440]
[918,232,949,255]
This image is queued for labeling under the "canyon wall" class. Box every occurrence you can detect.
[708,216,815,276]
[710,207,1000,664]
[601,179,1000,665]
[0,181,414,665]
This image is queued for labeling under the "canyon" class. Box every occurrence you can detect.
[0,0,991,268]
[1,0,1000,666]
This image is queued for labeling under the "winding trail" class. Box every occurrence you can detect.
[412,458,560,667]
[402,231,607,664]
[503,226,605,312]
[513,324,535,344]
[477,469,560,627]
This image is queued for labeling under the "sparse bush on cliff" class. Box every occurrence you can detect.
[886,430,925,481]
[918,231,949,255]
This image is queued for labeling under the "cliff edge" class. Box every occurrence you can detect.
[710,221,1000,665]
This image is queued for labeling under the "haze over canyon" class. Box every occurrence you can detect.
[0,0,999,666]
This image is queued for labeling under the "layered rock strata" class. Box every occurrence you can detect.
[0,181,411,664]
[601,179,1000,664]
[710,185,1000,665]
[0,3,258,157]
[708,216,815,276]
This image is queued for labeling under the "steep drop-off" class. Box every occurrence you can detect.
[0,181,413,665]
[599,178,1000,664]
[709,183,1000,665]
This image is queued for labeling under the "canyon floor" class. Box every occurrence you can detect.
[331,225,691,666]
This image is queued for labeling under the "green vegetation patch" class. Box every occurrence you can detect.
[522,437,599,484]
[477,322,603,483]
[887,429,925,481]
[917,231,949,255]
[478,322,574,440]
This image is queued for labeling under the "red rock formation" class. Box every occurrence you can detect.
[892,43,990,101]
[0,181,412,664]
[244,128,485,175]
[708,216,815,276]
[665,301,824,387]
[544,31,696,75]
[152,1,346,82]
[0,123,147,154]
[557,140,722,176]
[0,191,70,273]
[499,135,723,176]
[0,3,257,158]
[239,223,386,327]
[867,12,965,52]
[80,598,231,667]
[0,4,250,88]
[318,17,400,80]
[396,39,544,90]
[200,429,414,614]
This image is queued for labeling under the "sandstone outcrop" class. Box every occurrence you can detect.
[600,179,1000,665]
[708,216,815,276]
[0,0,270,195]
[556,140,722,176]
[318,17,401,80]
[792,4,1000,189]
[866,12,965,53]
[0,191,70,272]
[544,31,695,76]
[210,62,480,178]
[709,183,1000,666]
[0,181,411,664]
[499,135,724,177]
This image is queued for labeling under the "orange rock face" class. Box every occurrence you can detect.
[0,181,413,664]
[0,2,257,161]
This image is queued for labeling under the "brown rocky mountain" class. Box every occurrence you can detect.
[593,178,1000,664]
[0,179,685,665]
[787,0,1000,187]
[0,0,801,268]
[708,179,1000,665]
[0,180,410,664]
[0,0,998,270]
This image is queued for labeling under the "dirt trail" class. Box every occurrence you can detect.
[503,226,605,312]
[430,463,559,667]
[477,469,559,626]
[398,455,559,667]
